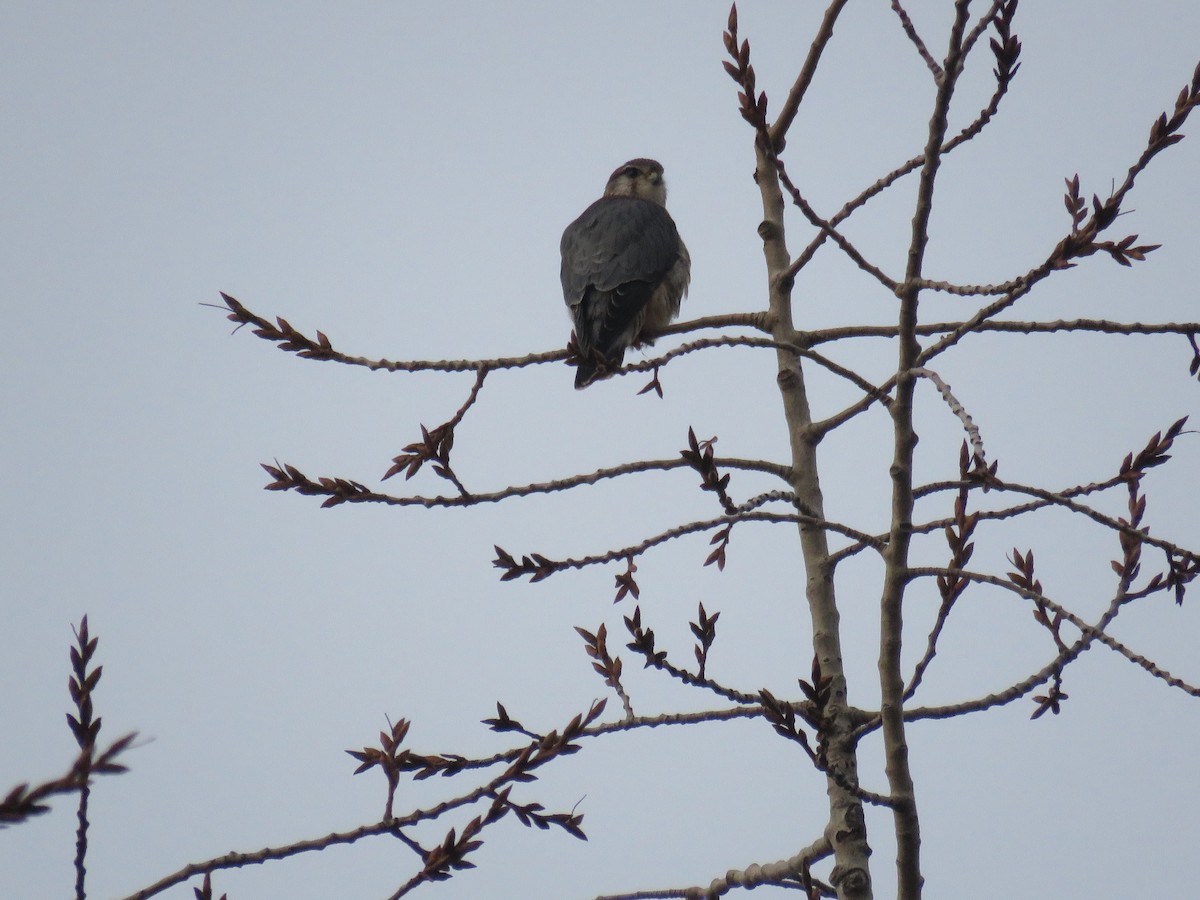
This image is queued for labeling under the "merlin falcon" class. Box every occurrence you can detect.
[560,159,690,389]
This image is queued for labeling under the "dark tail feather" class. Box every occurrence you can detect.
[574,363,599,389]
[574,350,623,389]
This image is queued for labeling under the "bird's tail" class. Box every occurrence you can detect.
[574,360,606,389]
[574,349,624,389]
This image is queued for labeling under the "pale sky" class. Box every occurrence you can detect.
[3,4,1200,899]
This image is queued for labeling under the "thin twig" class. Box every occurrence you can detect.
[891,1,942,78]
[914,367,986,464]
[769,0,851,149]
[805,318,1200,345]
[911,566,1200,698]
[961,0,1006,61]
[774,157,900,292]
[265,455,793,510]
[495,510,886,584]
[788,1,1019,280]
[625,334,892,403]
[855,579,1134,736]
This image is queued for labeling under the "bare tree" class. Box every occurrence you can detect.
[9,3,1200,899]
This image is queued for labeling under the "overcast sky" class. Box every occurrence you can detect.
[4,3,1200,899]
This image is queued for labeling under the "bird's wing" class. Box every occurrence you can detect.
[559,196,680,309]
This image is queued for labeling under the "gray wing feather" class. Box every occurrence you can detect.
[560,197,680,309]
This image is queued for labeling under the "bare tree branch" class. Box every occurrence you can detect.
[494,509,886,585]
[595,835,835,900]
[891,1,942,78]
[909,566,1200,698]
[788,0,1020,281]
[805,318,1200,345]
[913,368,987,465]
[263,456,793,510]
[768,0,851,150]
[880,5,979,894]
[626,335,894,404]
[773,157,900,292]
[851,575,1136,734]
[124,703,607,900]
[723,5,876,891]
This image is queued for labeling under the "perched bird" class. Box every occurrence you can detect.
[560,158,690,389]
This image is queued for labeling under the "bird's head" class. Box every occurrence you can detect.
[603,158,668,206]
